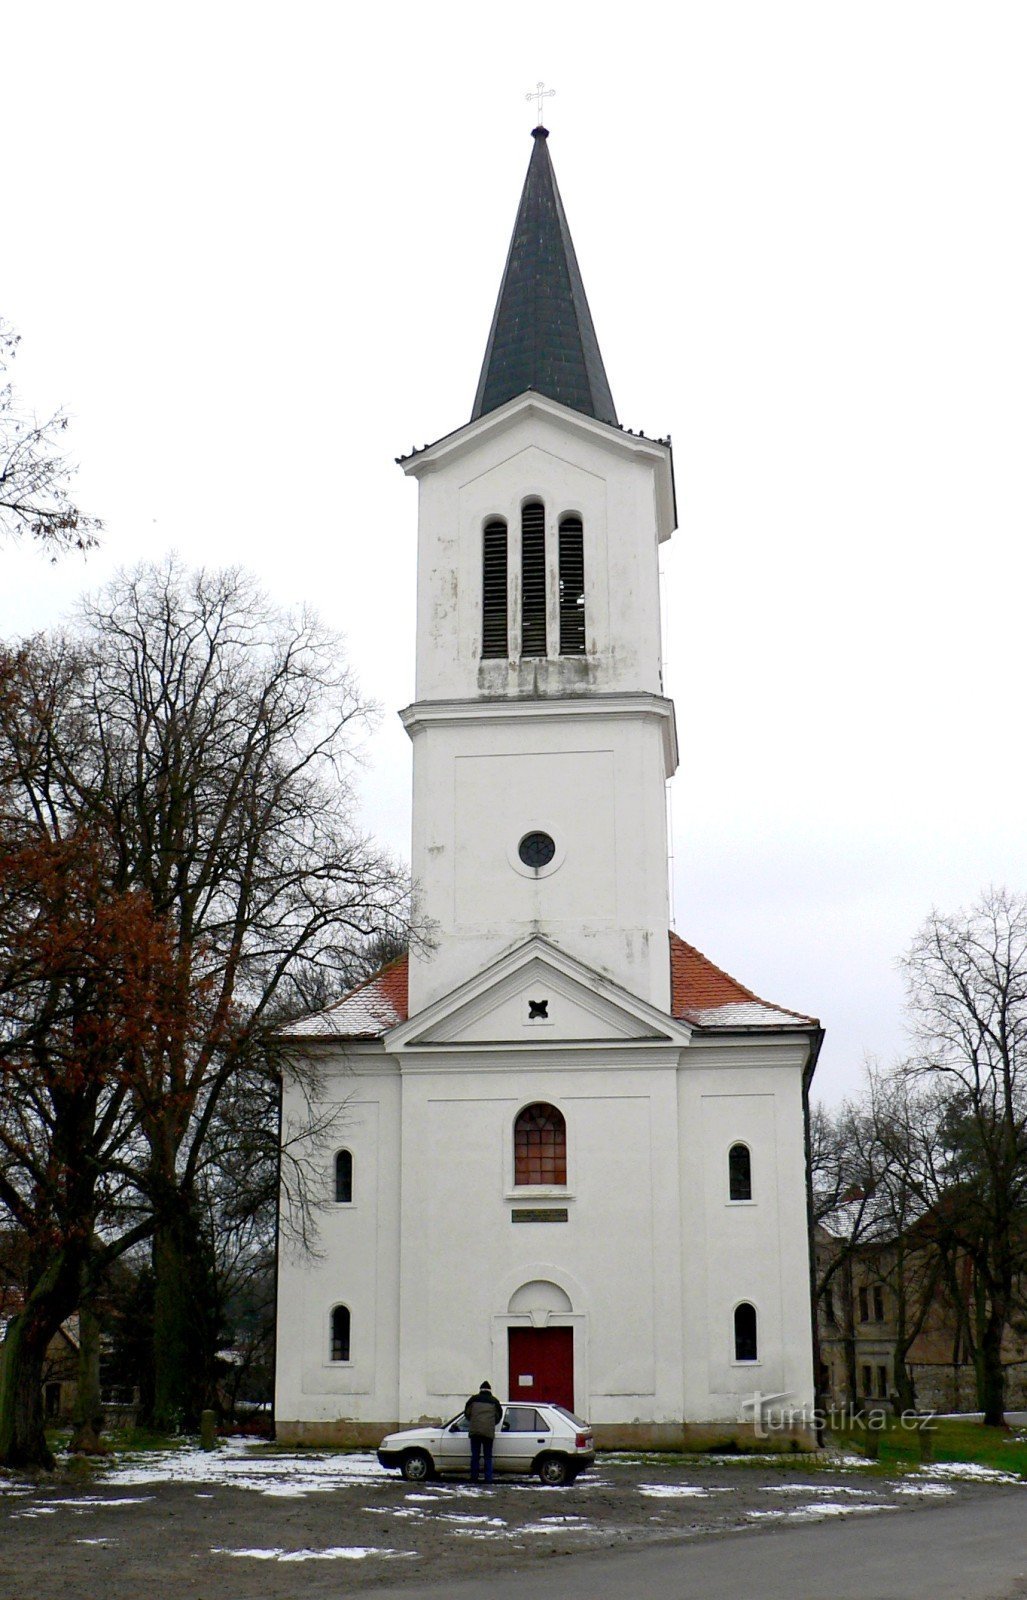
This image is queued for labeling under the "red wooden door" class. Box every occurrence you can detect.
[508,1327,574,1410]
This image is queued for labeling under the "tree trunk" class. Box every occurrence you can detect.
[841,1256,858,1406]
[0,1252,78,1469]
[975,1317,1007,1427]
[70,1302,106,1454]
[150,1191,219,1432]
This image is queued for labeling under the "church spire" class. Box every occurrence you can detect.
[471,128,619,427]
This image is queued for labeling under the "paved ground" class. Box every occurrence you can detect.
[364,1490,1027,1600]
[0,1443,1024,1600]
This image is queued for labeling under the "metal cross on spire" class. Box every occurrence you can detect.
[525,80,555,126]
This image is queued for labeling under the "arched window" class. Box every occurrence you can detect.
[558,515,585,655]
[728,1143,752,1201]
[521,500,547,658]
[334,1150,353,1204]
[482,518,508,658]
[734,1302,758,1362]
[514,1102,566,1186]
[331,1305,351,1362]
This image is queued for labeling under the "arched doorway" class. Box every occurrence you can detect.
[507,1280,575,1410]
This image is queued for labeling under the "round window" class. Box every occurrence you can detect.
[518,831,556,870]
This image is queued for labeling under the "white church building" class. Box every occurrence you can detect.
[274,126,822,1450]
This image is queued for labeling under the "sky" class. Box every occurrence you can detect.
[2,2,1025,1106]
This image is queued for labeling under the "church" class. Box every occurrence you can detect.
[274,125,821,1450]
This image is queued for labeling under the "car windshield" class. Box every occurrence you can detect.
[552,1405,590,1429]
[446,1413,470,1431]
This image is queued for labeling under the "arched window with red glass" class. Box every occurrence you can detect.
[514,1102,567,1186]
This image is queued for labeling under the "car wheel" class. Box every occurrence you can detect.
[537,1454,571,1486]
[400,1449,433,1482]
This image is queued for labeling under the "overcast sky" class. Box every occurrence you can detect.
[2,2,1025,1106]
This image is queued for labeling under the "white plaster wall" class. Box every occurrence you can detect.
[678,1041,816,1424]
[411,412,665,703]
[277,1035,814,1433]
[407,709,671,1014]
[275,1055,403,1427]
[279,1047,689,1428]
[393,1051,687,1425]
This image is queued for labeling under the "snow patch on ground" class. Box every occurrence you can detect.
[210,1545,417,1563]
[749,1503,897,1521]
[759,1483,876,1498]
[639,1484,714,1498]
[893,1483,956,1497]
[921,1462,1024,1485]
[518,1521,598,1534]
[11,1495,153,1519]
[102,1437,383,1497]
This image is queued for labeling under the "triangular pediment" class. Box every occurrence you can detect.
[385,937,691,1052]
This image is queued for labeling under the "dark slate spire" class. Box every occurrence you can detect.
[471,128,618,427]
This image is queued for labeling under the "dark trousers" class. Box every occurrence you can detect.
[469,1433,494,1483]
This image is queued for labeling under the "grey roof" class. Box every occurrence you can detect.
[471,128,618,428]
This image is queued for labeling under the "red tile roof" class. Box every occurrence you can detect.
[285,935,816,1039]
[668,930,817,1027]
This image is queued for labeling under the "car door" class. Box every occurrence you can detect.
[493,1405,548,1474]
[434,1412,472,1473]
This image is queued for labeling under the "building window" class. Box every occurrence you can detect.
[514,1102,566,1186]
[858,1286,870,1323]
[558,515,585,655]
[334,1150,353,1204]
[734,1302,758,1362]
[482,518,508,658]
[521,500,547,657]
[861,1363,873,1397]
[330,1305,351,1362]
[876,1364,888,1399]
[824,1287,837,1326]
[873,1285,885,1321]
[728,1142,752,1201]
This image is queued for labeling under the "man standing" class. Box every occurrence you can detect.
[463,1380,503,1484]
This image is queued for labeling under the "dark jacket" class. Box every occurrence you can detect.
[463,1388,503,1439]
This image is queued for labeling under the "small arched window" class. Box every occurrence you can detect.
[514,1102,566,1186]
[521,500,547,658]
[558,515,585,655]
[334,1150,353,1204]
[482,518,508,658]
[734,1302,758,1362]
[728,1143,752,1202]
[331,1305,351,1362]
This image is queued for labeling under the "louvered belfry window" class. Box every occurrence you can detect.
[521,500,547,657]
[514,1102,567,1185]
[558,515,585,655]
[481,518,508,658]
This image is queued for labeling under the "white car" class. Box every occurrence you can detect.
[377,1402,596,1486]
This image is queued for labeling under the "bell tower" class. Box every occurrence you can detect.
[400,128,678,1016]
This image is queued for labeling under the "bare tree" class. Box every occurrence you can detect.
[900,888,1027,1425]
[0,805,183,1467]
[0,322,101,554]
[0,561,410,1437]
[859,1071,945,1412]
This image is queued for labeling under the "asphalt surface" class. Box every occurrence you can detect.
[364,1488,1027,1600]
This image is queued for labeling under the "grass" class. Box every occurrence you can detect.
[923,1419,1027,1475]
[830,1418,1027,1476]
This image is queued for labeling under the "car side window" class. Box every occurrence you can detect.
[503,1406,543,1431]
